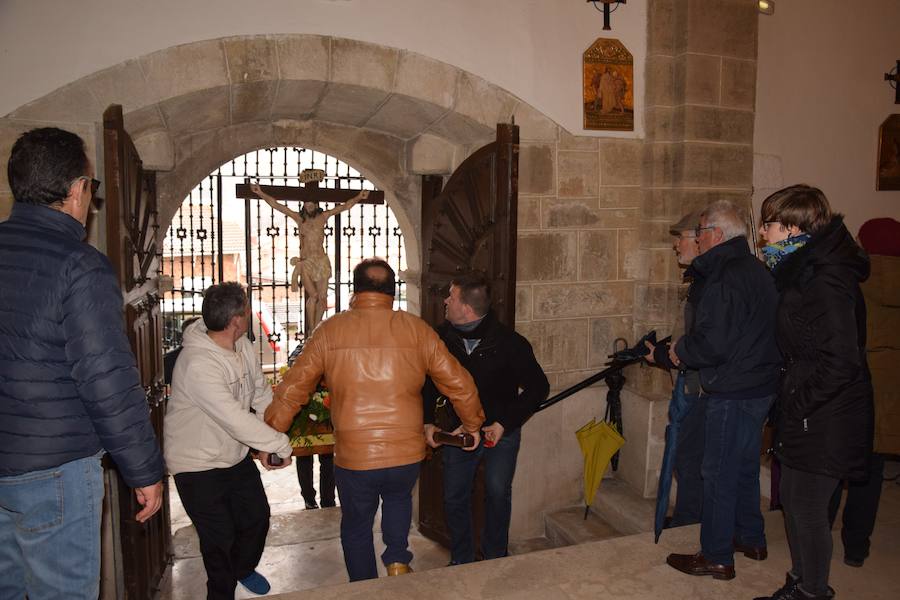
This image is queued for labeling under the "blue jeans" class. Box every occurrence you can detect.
[700,394,774,565]
[334,462,420,581]
[442,427,521,563]
[0,452,104,600]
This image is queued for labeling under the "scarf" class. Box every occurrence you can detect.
[762,233,811,271]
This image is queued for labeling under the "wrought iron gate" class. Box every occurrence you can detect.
[160,147,407,373]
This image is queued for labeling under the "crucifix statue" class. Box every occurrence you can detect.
[240,173,383,334]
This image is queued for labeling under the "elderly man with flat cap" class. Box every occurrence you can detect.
[647,210,706,528]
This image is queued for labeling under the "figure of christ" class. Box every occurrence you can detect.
[599,68,617,114]
[250,182,369,333]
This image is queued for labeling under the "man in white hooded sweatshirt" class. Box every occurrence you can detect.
[165,282,293,599]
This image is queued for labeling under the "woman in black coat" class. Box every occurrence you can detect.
[755,185,873,600]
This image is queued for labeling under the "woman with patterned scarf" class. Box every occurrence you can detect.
[754,185,874,600]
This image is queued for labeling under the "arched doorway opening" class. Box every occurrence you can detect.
[160,146,408,372]
[160,146,409,537]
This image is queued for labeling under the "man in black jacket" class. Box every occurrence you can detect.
[659,200,781,580]
[0,128,165,599]
[424,273,549,564]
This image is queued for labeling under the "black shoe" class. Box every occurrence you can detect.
[786,585,835,600]
[843,555,865,567]
[304,500,319,509]
[734,540,768,560]
[754,572,801,600]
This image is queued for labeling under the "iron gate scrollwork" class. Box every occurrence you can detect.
[160,147,407,373]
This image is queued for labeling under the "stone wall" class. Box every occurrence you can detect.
[510,125,644,537]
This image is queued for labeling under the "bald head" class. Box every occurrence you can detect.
[353,258,396,297]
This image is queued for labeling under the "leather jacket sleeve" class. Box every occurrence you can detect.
[264,327,325,432]
[424,330,484,434]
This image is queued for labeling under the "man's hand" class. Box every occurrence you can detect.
[250,182,263,196]
[356,190,370,201]
[424,424,441,448]
[482,422,505,447]
[258,451,293,471]
[458,426,481,451]
[644,340,657,364]
[668,345,681,367]
[134,481,164,523]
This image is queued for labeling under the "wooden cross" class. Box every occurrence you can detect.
[236,181,385,205]
[885,60,900,104]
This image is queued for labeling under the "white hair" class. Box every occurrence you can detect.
[701,200,748,241]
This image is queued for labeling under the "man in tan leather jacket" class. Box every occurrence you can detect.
[265,258,484,581]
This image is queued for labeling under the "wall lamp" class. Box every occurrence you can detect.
[586,0,627,31]
[758,0,775,15]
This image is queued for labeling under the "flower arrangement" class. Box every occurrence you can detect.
[288,386,333,449]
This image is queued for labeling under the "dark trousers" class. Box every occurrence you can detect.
[296,453,336,507]
[828,452,885,562]
[700,394,773,565]
[442,428,521,564]
[781,464,840,596]
[173,454,270,600]
[333,462,420,582]
[670,394,706,527]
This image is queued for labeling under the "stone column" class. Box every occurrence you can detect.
[620,0,759,497]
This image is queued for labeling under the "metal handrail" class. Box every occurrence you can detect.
[535,330,669,413]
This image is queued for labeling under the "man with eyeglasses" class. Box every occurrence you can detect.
[662,200,781,581]
[0,128,165,599]
[646,211,706,529]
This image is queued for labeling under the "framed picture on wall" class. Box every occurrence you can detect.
[877,114,900,190]
[583,38,634,132]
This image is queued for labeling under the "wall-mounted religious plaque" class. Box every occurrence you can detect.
[877,114,900,191]
[583,38,633,131]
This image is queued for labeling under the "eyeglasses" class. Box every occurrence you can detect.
[694,225,716,237]
[72,175,101,195]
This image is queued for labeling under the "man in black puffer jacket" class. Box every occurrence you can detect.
[0,128,165,600]
[423,273,549,565]
[664,200,782,581]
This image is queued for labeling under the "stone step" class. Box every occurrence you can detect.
[544,505,623,547]
[589,476,656,535]
[508,535,559,556]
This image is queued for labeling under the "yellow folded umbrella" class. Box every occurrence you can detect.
[576,418,625,519]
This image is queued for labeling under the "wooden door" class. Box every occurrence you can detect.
[418,123,519,548]
[103,104,171,599]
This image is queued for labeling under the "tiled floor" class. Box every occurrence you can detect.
[159,458,449,599]
[159,463,900,600]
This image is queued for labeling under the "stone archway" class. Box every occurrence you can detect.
[5,34,564,313]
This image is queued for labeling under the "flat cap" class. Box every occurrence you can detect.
[669,211,701,236]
